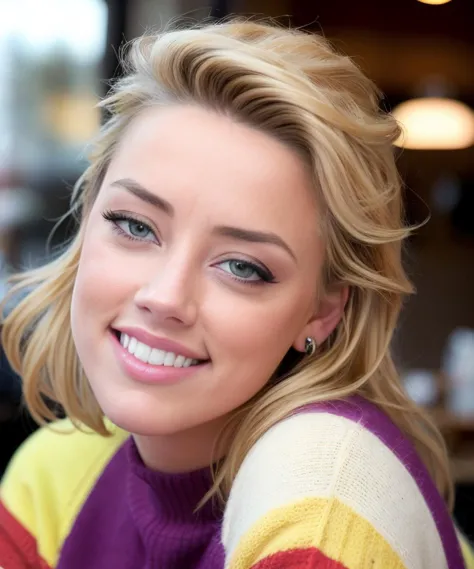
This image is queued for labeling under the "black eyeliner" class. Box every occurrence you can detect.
[246,261,276,283]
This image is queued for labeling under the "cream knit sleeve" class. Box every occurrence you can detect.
[222,412,459,569]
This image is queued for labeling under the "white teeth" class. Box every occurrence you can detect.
[128,337,137,354]
[148,348,166,365]
[163,352,176,367]
[134,343,151,363]
[120,333,200,368]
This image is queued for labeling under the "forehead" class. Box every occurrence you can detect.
[104,105,321,249]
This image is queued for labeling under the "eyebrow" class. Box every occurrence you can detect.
[214,226,297,262]
[110,178,174,217]
[110,178,296,261]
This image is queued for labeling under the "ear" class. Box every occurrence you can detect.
[293,286,349,352]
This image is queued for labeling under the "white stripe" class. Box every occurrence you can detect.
[222,412,448,569]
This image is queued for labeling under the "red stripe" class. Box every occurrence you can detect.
[0,500,51,569]
[250,547,349,569]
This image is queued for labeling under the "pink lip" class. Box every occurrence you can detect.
[113,326,206,361]
[110,330,208,385]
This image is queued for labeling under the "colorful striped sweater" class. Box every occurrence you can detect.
[0,397,472,569]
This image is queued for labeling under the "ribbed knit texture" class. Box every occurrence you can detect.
[221,398,467,569]
[1,397,472,569]
[56,438,225,568]
[0,500,50,569]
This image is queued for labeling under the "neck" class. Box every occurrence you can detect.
[133,414,232,473]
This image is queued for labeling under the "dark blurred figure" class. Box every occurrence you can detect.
[0,338,38,477]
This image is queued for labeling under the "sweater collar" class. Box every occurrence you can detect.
[125,437,222,527]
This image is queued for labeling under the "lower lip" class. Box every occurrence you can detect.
[110,330,207,385]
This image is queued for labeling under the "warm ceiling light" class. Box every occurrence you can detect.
[393,98,474,150]
[417,0,452,4]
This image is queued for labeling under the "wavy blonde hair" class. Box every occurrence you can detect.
[1,19,453,508]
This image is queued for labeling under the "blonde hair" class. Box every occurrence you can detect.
[1,19,453,508]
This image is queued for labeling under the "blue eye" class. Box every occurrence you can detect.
[102,210,158,243]
[218,259,275,284]
[123,219,153,239]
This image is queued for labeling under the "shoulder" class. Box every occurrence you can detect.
[223,398,459,569]
[2,417,128,493]
[1,418,128,568]
[3,417,126,467]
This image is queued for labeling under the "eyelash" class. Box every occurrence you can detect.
[102,210,159,243]
[101,210,276,286]
[224,261,275,285]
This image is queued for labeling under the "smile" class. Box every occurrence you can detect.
[119,332,201,368]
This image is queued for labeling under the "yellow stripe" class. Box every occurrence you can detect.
[460,534,474,569]
[227,497,406,569]
[1,419,128,567]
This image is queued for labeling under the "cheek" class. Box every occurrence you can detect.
[207,290,307,368]
[72,245,109,316]
[200,294,308,410]
[70,233,128,333]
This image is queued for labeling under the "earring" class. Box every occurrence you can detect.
[305,337,316,357]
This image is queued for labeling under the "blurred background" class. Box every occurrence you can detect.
[0,0,473,539]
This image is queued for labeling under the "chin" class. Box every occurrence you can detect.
[101,399,191,437]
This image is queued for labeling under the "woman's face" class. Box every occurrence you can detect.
[71,105,339,438]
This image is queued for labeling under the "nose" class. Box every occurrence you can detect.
[133,258,199,327]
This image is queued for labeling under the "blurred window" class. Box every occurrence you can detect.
[0,0,108,179]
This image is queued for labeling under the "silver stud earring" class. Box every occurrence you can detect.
[305,337,316,357]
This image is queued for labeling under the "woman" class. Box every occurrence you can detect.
[0,19,471,569]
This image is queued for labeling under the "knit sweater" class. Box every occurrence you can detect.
[0,397,472,569]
